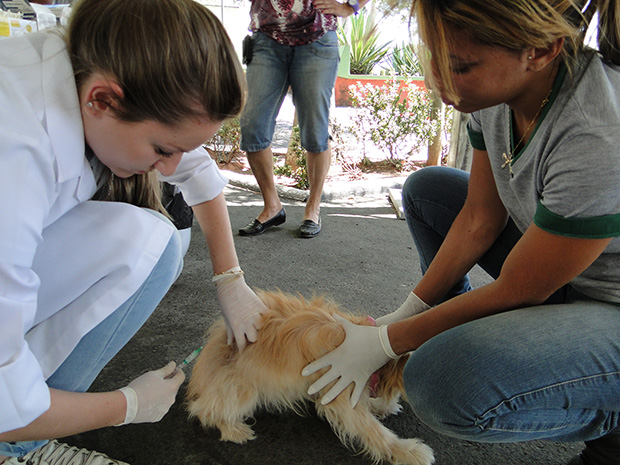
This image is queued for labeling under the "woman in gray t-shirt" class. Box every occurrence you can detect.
[302,1,620,464]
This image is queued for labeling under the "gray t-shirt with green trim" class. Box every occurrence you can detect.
[467,52,620,304]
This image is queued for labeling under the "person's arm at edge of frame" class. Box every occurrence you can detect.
[0,359,185,442]
[388,150,613,355]
[0,389,127,442]
[312,0,371,19]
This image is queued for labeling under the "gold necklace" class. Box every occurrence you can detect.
[501,89,552,175]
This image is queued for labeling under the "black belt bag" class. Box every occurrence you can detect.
[242,34,253,65]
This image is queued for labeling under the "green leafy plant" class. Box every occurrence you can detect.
[347,78,440,161]
[338,10,392,75]
[274,126,309,189]
[390,43,423,76]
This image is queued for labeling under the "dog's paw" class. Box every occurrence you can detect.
[219,422,256,444]
[391,438,435,465]
[369,396,403,418]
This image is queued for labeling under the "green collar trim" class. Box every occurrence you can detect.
[508,63,567,165]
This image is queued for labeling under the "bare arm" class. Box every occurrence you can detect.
[414,149,510,306]
[390,225,610,353]
[312,0,370,18]
[0,389,126,442]
[191,191,266,351]
[191,192,239,275]
[0,361,184,442]
[389,149,611,354]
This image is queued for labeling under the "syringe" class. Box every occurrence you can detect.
[177,346,203,372]
[166,346,204,379]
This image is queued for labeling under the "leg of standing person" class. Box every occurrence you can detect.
[304,146,332,224]
[239,32,290,236]
[245,147,283,223]
[289,30,340,238]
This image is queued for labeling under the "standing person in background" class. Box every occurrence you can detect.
[303,1,620,464]
[0,0,265,463]
[238,0,368,238]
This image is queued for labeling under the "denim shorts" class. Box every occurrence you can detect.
[240,31,340,154]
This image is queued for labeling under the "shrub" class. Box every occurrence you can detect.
[204,117,241,165]
[348,78,440,161]
[274,126,309,189]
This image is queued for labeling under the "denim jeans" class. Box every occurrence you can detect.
[0,220,183,458]
[240,31,340,154]
[401,166,620,443]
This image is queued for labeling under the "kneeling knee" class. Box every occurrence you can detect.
[145,209,185,283]
[161,228,184,282]
[402,337,489,440]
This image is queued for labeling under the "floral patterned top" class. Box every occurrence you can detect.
[249,0,337,46]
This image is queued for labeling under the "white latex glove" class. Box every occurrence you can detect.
[116,361,185,425]
[375,291,430,326]
[214,269,267,351]
[301,315,397,407]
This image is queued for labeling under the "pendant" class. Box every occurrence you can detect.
[501,152,514,176]
[501,152,511,169]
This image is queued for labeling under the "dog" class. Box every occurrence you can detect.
[186,290,434,465]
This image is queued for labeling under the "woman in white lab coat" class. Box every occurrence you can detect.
[0,0,265,463]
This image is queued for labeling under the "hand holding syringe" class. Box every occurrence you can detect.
[117,347,203,424]
[165,346,203,379]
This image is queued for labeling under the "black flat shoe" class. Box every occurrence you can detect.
[299,218,321,238]
[239,208,286,236]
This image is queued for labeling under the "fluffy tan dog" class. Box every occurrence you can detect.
[186,290,434,465]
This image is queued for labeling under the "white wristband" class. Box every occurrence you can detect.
[378,325,398,359]
[116,386,138,426]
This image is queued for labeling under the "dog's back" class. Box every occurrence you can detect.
[186,291,362,417]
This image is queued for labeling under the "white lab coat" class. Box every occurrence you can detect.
[0,31,228,433]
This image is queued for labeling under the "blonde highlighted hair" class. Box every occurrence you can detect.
[67,0,246,211]
[412,0,619,103]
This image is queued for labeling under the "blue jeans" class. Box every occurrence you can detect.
[0,218,183,458]
[401,166,620,443]
[240,31,340,154]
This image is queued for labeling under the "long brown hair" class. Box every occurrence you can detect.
[67,0,246,211]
